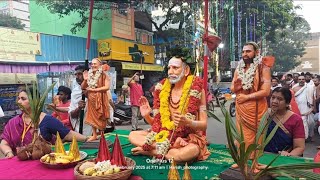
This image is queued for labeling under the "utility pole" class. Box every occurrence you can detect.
[79,0,94,134]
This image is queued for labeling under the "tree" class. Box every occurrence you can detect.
[36,0,309,73]
[213,0,310,72]
[0,13,25,29]
[268,16,310,72]
[36,0,143,34]
[36,0,199,45]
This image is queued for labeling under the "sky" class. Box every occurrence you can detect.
[294,0,320,32]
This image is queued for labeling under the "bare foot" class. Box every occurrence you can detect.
[87,136,98,142]
[253,168,260,174]
[131,147,149,156]
[172,137,188,148]
[231,164,239,168]
[257,163,268,170]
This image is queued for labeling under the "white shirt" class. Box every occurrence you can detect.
[69,83,92,136]
[0,106,4,117]
[271,84,282,91]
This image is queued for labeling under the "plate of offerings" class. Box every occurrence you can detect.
[74,157,135,180]
[74,133,135,179]
[40,151,88,169]
[40,133,87,169]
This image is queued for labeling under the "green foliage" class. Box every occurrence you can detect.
[214,0,310,72]
[35,0,199,45]
[36,0,310,72]
[18,81,56,133]
[268,16,310,72]
[220,104,320,179]
[0,13,25,29]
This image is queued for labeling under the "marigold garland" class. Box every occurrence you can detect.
[155,130,170,143]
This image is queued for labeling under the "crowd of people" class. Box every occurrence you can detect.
[269,72,320,149]
[1,43,320,168]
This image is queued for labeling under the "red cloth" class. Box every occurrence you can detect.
[290,89,301,116]
[283,113,305,139]
[0,157,141,179]
[314,150,320,173]
[52,101,72,130]
[0,157,74,179]
[128,82,143,106]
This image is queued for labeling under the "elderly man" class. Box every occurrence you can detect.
[82,58,110,141]
[231,42,273,171]
[128,48,210,163]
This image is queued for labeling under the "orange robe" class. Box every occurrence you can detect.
[82,73,109,130]
[290,89,301,116]
[232,57,273,151]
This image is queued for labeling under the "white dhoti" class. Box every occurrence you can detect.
[69,84,93,136]
[295,85,315,139]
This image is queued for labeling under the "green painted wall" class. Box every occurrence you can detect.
[29,1,112,40]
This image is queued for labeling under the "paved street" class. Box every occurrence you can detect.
[115,102,320,159]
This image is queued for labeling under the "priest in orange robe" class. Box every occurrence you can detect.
[82,58,110,141]
[231,42,274,171]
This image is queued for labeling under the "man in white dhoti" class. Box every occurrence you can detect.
[293,75,315,140]
[69,65,93,136]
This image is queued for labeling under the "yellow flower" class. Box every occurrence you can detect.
[155,130,169,143]
[159,76,194,131]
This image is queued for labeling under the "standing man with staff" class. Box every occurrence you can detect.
[231,42,274,171]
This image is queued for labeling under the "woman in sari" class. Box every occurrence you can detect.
[265,87,305,157]
[0,88,88,158]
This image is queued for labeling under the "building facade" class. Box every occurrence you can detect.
[294,32,320,74]
[0,0,30,30]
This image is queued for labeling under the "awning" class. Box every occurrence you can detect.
[121,62,163,72]
[0,61,83,73]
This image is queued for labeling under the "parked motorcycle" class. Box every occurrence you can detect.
[113,103,147,125]
[213,88,227,107]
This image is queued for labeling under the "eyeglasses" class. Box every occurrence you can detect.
[298,79,305,80]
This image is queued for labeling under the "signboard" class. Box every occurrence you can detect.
[0,73,16,84]
[122,62,163,71]
[0,27,41,61]
[0,73,36,84]
[98,38,155,63]
[0,84,24,112]
[16,73,37,84]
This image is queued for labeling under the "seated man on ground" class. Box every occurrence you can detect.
[265,87,305,157]
[128,48,210,164]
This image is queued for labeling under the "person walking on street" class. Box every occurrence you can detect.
[127,72,144,131]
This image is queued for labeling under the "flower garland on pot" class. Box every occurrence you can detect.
[142,75,203,158]
[237,55,262,90]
